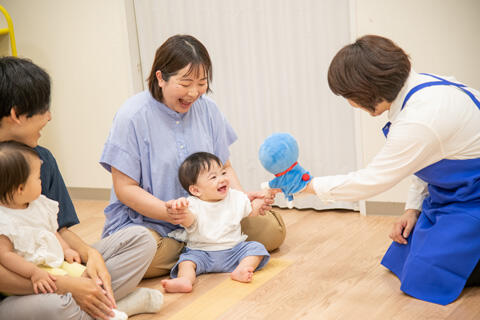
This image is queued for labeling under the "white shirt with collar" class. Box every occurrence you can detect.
[312,70,480,210]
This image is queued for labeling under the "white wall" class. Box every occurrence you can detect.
[354,0,480,203]
[134,0,357,210]
[1,0,141,189]
[2,0,479,207]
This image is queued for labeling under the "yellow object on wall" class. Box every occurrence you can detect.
[0,5,17,56]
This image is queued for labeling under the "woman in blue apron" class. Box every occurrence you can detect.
[302,35,480,305]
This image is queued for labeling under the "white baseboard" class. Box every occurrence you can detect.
[66,189,405,217]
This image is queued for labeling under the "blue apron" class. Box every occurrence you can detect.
[380,73,480,305]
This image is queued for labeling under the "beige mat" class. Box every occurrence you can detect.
[168,258,292,320]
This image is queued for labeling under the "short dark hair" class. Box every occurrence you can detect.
[0,141,40,204]
[178,152,222,195]
[148,34,212,103]
[328,35,411,112]
[0,56,51,120]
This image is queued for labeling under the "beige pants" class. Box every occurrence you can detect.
[144,210,287,278]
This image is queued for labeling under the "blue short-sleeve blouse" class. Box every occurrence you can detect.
[100,91,237,237]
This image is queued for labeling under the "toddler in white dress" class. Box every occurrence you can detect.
[0,141,127,320]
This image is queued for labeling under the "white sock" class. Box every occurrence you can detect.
[109,309,128,320]
[116,287,163,317]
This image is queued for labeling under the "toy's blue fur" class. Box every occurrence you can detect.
[259,133,312,202]
[267,164,311,201]
[259,133,298,174]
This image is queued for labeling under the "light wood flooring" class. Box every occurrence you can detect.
[71,200,480,320]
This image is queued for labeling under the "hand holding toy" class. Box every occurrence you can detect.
[259,133,312,208]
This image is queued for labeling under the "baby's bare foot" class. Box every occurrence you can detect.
[161,277,193,293]
[231,266,254,283]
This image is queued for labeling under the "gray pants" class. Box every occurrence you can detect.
[0,226,156,320]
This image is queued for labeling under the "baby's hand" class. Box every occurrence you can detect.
[248,189,281,215]
[64,248,81,264]
[31,268,57,294]
[166,197,190,225]
[250,198,265,216]
[170,197,189,210]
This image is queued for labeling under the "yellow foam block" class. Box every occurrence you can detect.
[1,262,86,296]
[168,258,292,320]
[39,261,86,277]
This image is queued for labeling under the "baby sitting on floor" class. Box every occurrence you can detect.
[162,152,270,293]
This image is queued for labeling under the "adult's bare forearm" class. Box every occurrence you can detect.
[0,251,37,279]
[58,228,91,262]
[0,263,33,295]
[116,184,169,221]
[112,166,170,221]
[0,262,84,297]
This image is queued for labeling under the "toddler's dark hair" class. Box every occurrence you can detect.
[0,141,40,204]
[179,152,222,195]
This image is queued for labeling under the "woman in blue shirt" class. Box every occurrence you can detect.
[100,34,286,277]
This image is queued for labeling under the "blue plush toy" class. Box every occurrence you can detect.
[259,133,312,208]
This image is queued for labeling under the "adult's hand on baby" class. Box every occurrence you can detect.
[247,189,281,215]
[64,248,81,263]
[389,209,420,245]
[265,188,282,200]
[250,198,265,216]
[31,268,56,294]
[84,248,116,310]
[171,197,189,210]
[58,275,115,320]
[165,198,190,224]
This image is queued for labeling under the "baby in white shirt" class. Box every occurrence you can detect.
[162,152,270,293]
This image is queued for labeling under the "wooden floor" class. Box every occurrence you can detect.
[71,200,480,320]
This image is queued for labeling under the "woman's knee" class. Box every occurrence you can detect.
[143,231,184,278]
[241,210,286,251]
[128,226,158,259]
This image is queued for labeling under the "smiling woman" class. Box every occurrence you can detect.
[100,34,286,279]
[147,35,212,111]
[155,64,209,113]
